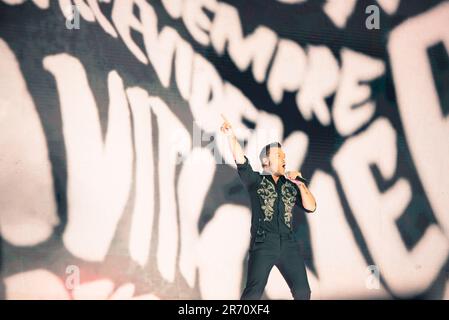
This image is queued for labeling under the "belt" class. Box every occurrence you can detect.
[258,230,294,240]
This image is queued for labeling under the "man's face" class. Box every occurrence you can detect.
[266,147,286,176]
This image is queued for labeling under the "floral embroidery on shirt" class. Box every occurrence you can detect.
[281,182,298,228]
[257,177,277,222]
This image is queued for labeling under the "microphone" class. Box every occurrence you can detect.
[294,176,308,184]
[285,171,308,184]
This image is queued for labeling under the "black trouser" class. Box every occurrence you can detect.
[241,232,311,300]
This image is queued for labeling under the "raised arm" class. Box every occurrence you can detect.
[220,114,260,187]
[220,114,245,164]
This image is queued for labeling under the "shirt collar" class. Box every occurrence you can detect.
[261,170,286,184]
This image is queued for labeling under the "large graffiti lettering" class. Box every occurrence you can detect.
[0,0,448,299]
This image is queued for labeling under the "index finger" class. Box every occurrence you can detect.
[220,113,230,123]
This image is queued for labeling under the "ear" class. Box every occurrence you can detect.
[262,157,269,167]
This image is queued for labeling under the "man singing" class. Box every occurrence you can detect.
[220,114,317,300]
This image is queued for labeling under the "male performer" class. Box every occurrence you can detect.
[220,114,317,300]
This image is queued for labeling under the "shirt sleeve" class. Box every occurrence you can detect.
[236,156,260,188]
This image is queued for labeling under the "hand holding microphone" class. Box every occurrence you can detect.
[285,170,308,185]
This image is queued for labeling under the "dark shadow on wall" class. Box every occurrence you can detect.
[0,237,4,300]
[414,257,449,299]
[428,42,449,117]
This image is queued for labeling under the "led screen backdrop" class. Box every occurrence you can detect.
[0,0,448,299]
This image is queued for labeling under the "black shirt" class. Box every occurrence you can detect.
[236,156,314,237]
